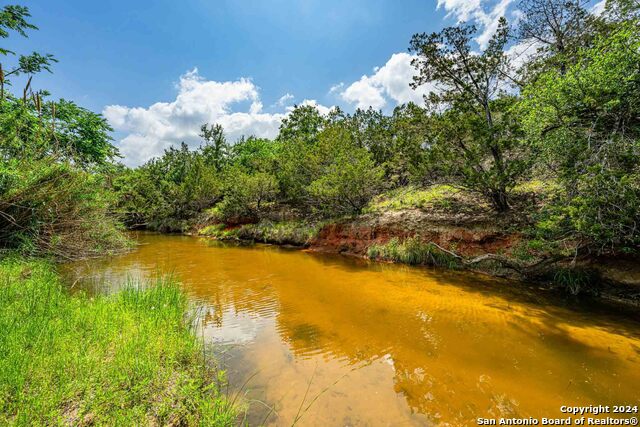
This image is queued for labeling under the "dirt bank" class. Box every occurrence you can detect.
[311,208,520,257]
[196,207,640,305]
[308,209,640,305]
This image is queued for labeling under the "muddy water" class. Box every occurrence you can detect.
[65,232,640,426]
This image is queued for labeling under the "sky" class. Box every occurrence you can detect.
[8,0,531,165]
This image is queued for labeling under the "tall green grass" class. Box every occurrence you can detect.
[0,257,237,426]
[367,237,460,269]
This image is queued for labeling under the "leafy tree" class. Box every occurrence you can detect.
[520,22,640,251]
[0,5,56,100]
[199,123,229,171]
[388,103,431,186]
[275,105,327,206]
[277,104,326,145]
[216,168,279,222]
[410,19,529,211]
[308,125,384,215]
[228,136,279,174]
[346,108,394,168]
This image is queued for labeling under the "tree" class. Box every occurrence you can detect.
[308,125,384,216]
[275,105,327,206]
[409,19,529,211]
[217,167,279,222]
[228,136,279,174]
[199,123,228,172]
[520,22,640,252]
[346,107,394,168]
[277,104,326,145]
[516,0,593,75]
[388,103,431,186]
[0,5,56,100]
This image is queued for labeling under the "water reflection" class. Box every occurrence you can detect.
[64,232,640,426]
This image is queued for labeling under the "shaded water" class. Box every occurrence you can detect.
[65,232,640,426]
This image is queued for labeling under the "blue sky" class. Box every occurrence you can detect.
[7,0,522,164]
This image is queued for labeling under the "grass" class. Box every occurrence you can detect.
[367,237,460,269]
[199,220,326,247]
[552,267,597,295]
[0,257,237,426]
[365,184,462,213]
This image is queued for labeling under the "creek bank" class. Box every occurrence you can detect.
[0,257,238,426]
[196,208,640,306]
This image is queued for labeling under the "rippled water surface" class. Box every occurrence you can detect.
[64,232,640,426]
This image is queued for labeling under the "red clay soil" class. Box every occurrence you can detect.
[310,209,522,258]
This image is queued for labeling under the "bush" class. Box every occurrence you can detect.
[215,170,279,223]
[0,159,129,259]
[231,220,325,246]
[308,127,384,216]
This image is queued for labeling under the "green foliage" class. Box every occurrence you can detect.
[427,96,532,211]
[410,19,531,211]
[308,125,384,216]
[215,168,279,222]
[552,267,597,295]
[0,257,238,426]
[277,104,326,145]
[521,23,640,252]
[0,159,129,259]
[114,143,222,231]
[367,237,459,268]
[0,3,127,258]
[200,123,229,172]
[231,220,325,246]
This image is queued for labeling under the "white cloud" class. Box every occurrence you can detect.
[104,69,330,166]
[338,52,434,110]
[294,99,334,116]
[591,0,606,16]
[328,82,344,94]
[437,0,515,47]
[275,92,294,106]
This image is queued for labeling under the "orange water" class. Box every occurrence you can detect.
[64,232,640,426]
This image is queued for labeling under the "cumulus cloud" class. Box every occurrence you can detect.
[104,69,330,166]
[437,0,515,47]
[338,52,435,110]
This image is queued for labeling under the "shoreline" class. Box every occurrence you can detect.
[187,213,640,307]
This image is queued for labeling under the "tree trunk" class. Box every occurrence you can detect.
[491,189,510,212]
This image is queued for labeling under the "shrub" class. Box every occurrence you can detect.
[0,159,129,259]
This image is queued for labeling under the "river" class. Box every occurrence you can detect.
[64,232,640,426]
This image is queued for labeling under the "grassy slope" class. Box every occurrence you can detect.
[0,257,237,426]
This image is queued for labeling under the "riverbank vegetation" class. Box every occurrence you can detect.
[0,257,237,425]
[0,6,237,425]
